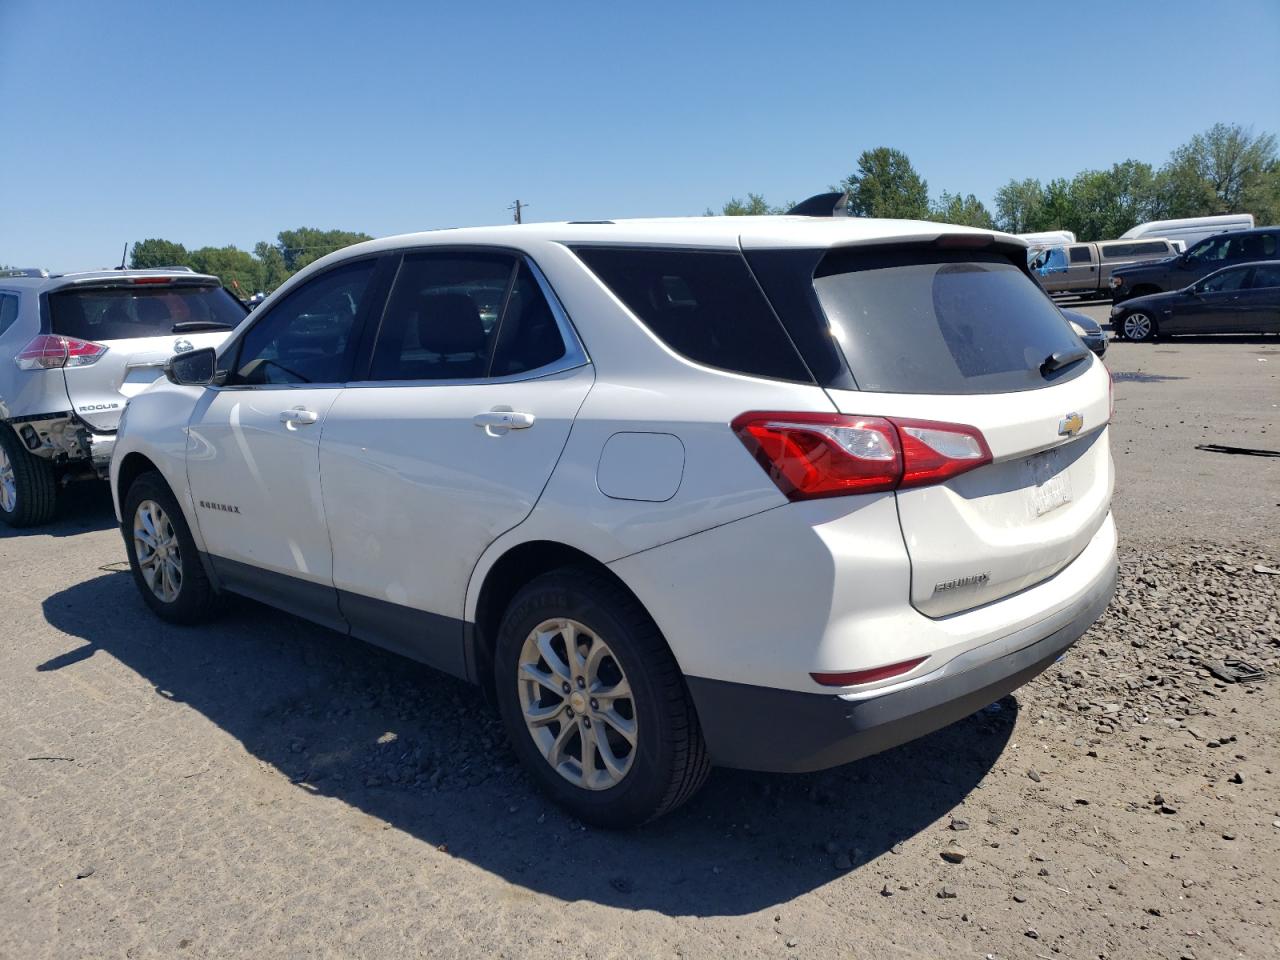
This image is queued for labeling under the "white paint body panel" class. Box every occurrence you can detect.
[319,365,594,618]
[596,432,685,502]
[184,386,340,583]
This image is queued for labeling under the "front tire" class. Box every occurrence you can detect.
[122,472,218,624]
[1120,310,1158,342]
[0,426,56,527]
[494,567,711,827]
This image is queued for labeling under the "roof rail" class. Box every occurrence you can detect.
[0,267,49,279]
[787,192,851,217]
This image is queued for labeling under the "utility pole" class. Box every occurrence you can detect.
[508,199,528,224]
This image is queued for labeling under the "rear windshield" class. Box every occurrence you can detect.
[813,251,1086,394]
[572,246,812,382]
[49,284,246,341]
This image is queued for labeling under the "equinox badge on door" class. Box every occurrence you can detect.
[1058,412,1084,437]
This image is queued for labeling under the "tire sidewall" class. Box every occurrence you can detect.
[122,473,208,623]
[494,573,678,826]
[1121,310,1157,342]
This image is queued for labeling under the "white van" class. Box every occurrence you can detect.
[1017,230,1077,247]
[1121,214,1254,248]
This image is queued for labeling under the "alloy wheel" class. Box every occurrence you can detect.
[133,500,183,603]
[0,446,15,514]
[1123,312,1153,341]
[516,618,638,791]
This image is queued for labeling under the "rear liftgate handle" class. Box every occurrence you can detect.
[473,407,535,437]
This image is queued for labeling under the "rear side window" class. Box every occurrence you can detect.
[573,247,812,382]
[369,253,514,381]
[490,263,568,377]
[48,285,245,341]
[1068,246,1093,264]
[1251,264,1280,288]
[0,293,18,337]
[813,251,1087,394]
[1102,241,1169,258]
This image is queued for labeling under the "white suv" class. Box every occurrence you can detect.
[110,215,1117,826]
[0,268,242,526]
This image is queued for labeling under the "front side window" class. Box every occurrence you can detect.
[1068,246,1092,264]
[0,293,18,337]
[232,259,376,385]
[1199,267,1250,294]
[572,247,812,382]
[1186,235,1235,263]
[1041,247,1067,270]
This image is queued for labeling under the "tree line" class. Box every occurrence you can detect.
[712,123,1279,241]
[129,228,373,297]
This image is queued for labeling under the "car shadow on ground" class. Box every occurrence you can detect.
[0,482,117,539]
[39,572,1016,918]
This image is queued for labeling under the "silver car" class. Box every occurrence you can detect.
[0,268,243,526]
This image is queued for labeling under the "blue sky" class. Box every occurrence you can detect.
[2,0,1278,271]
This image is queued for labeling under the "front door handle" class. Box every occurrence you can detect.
[280,407,319,427]
[473,410,535,436]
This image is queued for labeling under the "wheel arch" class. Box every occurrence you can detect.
[115,451,160,510]
[466,539,661,699]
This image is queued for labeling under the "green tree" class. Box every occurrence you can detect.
[840,147,931,220]
[1159,123,1279,222]
[993,178,1046,233]
[129,238,189,269]
[253,241,290,293]
[272,227,374,272]
[930,191,996,229]
[706,193,788,216]
[187,246,262,298]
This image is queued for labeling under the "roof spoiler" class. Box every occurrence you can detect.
[786,192,851,217]
[0,267,49,279]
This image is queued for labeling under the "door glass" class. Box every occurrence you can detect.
[232,259,376,384]
[368,253,514,381]
[1187,235,1233,263]
[0,293,18,336]
[1249,264,1280,289]
[1199,268,1249,293]
[490,263,568,376]
[1068,246,1092,263]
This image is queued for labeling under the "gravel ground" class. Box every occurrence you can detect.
[1,332,1277,959]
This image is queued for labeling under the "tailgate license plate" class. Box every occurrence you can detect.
[1028,449,1073,517]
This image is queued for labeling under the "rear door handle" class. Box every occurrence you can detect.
[280,407,319,426]
[473,410,535,435]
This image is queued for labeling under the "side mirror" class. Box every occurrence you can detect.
[165,347,217,386]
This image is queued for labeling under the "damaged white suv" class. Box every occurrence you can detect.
[111,212,1117,825]
[0,268,243,526]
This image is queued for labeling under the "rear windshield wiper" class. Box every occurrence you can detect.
[172,321,234,333]
[1040,347,1090,375]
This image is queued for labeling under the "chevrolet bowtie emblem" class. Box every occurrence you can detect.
[1058,412,1084,437]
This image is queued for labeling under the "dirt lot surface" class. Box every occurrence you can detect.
[2,327,1278,960]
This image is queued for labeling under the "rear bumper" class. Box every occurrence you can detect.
[686,548,1116,773]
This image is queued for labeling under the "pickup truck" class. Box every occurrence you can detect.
[1032,238,1181,297]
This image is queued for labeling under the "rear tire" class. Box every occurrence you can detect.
[122,471,219,624]
[0,426,57,527]
[1119,310,1158,342]
[494,567,711,827]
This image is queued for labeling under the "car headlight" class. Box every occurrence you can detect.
[1069,320,1087,337]
[1109,276,1123,288]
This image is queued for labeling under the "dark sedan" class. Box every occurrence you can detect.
[1061,308,1107,357]
[1110,261,1280,342]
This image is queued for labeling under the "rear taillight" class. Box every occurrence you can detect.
[732,411,991,501]
[15,334,108,370]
